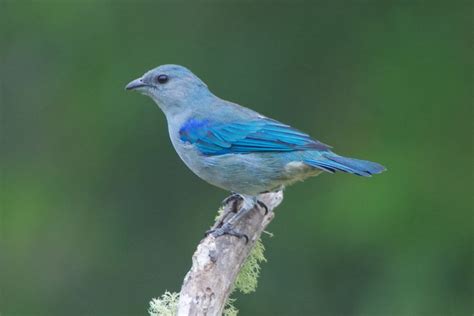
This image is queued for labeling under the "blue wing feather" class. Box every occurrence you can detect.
[179,118,330,156]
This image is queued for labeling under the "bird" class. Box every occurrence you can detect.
[126,64,386,240]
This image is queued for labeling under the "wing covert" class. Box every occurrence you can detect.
[179,118,330,156]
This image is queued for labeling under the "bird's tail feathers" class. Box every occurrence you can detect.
[304,153,386,177]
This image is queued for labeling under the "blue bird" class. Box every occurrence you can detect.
[126,65,386,239]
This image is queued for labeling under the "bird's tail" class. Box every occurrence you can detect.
[304,152,386,177]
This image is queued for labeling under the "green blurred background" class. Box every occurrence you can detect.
[1,1,472,315]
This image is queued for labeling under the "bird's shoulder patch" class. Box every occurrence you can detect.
[179,118,210,143]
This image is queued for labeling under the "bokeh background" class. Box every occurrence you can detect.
[1,1,472,315]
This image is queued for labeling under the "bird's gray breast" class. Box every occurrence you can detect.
[167,116,205,172]
[166,116,222,185]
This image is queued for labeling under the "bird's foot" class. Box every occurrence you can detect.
[215,193,243,228]
[205,195,268,243]
[205,223,249,244]
[222,193,269,215]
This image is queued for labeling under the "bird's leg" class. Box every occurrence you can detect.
[206,196,258,243]
[214,193,243,228]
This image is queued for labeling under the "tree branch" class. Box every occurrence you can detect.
[176,191,284,316]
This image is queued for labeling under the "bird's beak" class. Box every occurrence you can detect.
[125,78,148,90]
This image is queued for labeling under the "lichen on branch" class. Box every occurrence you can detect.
[149,237,269,316]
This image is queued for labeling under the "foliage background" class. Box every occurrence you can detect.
[1,1,472,315]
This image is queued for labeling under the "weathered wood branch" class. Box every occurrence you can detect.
[176,191,284,316]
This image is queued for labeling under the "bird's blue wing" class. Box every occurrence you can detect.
[179,118,331,156]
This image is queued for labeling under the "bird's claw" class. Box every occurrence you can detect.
[257,200,269,215]
[205,224,249,244]
[221,193,243,206]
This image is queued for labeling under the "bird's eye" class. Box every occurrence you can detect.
[156,74,169,84]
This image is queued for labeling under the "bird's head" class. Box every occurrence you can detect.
[125,64,211,115]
